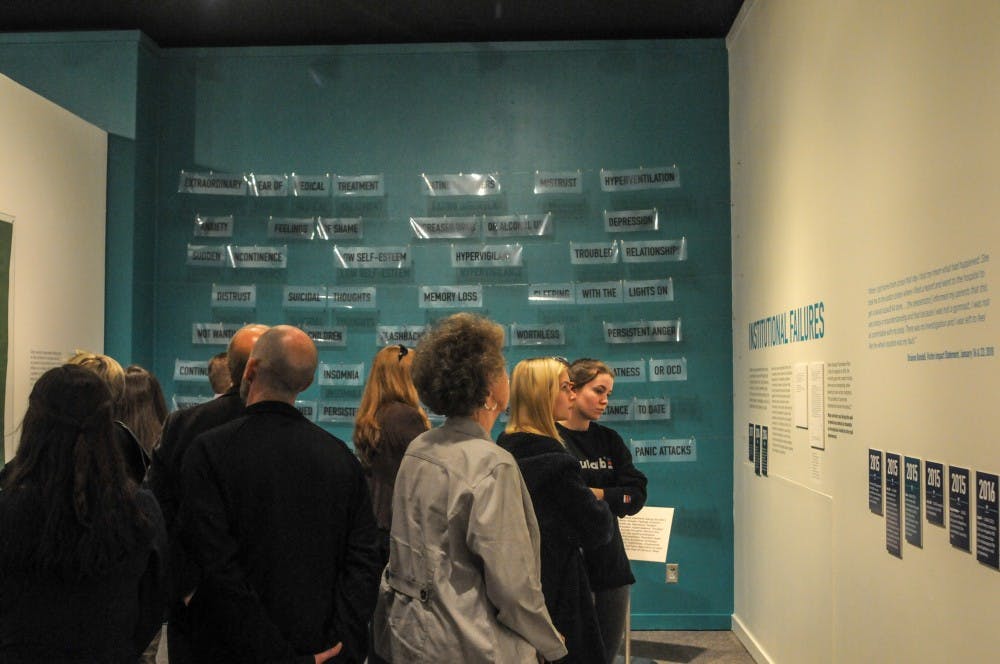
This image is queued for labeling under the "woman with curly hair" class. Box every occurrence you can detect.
[373,313,567,663]
[0,364,166,662]
[353,344,429,568]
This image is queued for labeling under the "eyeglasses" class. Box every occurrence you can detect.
[397,345,409,361]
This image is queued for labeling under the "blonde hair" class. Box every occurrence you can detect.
[354,345,429,467]
[67,350,126,415]
[505,357,565,442]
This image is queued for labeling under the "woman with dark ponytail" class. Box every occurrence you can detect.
[0,364,166,663]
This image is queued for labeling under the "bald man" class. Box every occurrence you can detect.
[146,323,269,662]
[179,326,380,664]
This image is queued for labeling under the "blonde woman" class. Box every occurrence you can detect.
[498,358,614,664]
[353,344,430,567]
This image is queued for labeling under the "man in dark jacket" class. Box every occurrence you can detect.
[179,325,380,663]
[146,323,268,661]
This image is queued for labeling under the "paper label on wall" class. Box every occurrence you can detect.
[410,217,480,239]
[534,170,583,194]
[629,439,697,464]
[174,359,209,382]
[649,357,687,382]
[634,397,670,421]
[601,399,633,422]
[173,394,211,410]
[509,323,566,346]
[335,174,384,197]
[318,362,364,387]
[483,213,553,237]
[607,360,646,383]
[621,238,687,263]
[869,449,884,515]
[451,244,523,268]
[793,363,808,429]
[748,423,755,463]
[603,319,682,344]
[604,208,658,233]
[761,426,769,476]
[528,283,575,304]
[268,217,316,240]
[178,171,247,195]
[295,400,317,421]
[976,471,999,569]
[570,241,619,264]
[301,325,347,347]
[619,506,674,563]
[624,278,674,303]
[576,280,623,304]
[317,217,363,240]
[377,325,426,346]
[808,362,825,449]
[333,245,411,269]
[327,286,376,309]
[419,285,483,309]
[227,245,288,269]
[291,173,330,197]
[283,285,327,309]
[904,457,922,547]
[187,244,227,267]
[925,461,945,526]
[600,165,680,191]
[211,284,256,308]
[318,400,359,423]
[885,452,902,558]
[949,466,971,551]
[248,173,288,197]
[754,425,761,475]
[194,214,234,237]
[192,322,242,345]
[421,172,501,196]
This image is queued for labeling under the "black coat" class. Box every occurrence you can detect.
[497,431,614,664]
[179,401,381,664]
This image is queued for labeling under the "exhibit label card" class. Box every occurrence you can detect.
[925,461,945,526]
[975,471,999,569]
[761,426,769,477]
[301,325,347,348]
[419,285,483,309]
[211,284,256,308]
[949,466,971,551]
[333,245,411,269]
[534,170,583,194]
[528,283,575,304]
[173,359,209,382]
[194,214,234,237]
[318,362,364,387]
[570,241,619,264]
[283,285,327,309]
[249,173,288,197]
[451,244,523,268]
[410,216,480,239]
[227,245,288,269]
[619,505,675,563]
[808,362,825,450]
[754,425,761,475]
[633,398,670,421]
[421,172,501,196]
[603,320,681,344]
[576,281,623,304]
[869,449,883,515]
[318,400,359,423]
[885,453,902,558]
[604,208,658,233]
[602,399,634,422]
[335,174,384,197]
[629,439,696,464]
[621,238,688,263]
[178,171,247,195]
[327,286,376,309]
[317,217,363,240]
[187,244,227,267]
[509,323,566,346]
[192,322,241,346]
[484,213,553,237]
[748,423,755,463]
[624,278,674,303]
[268,217,315,240]
[377,325,426,346]
[607,360,646,383]
[600,166,680,191]
[649,357,687,381]
[904,456,922,547]
[291,173,330,197]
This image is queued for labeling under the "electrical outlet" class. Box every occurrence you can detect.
[666,563,679,583]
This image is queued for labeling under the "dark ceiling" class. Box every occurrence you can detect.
[0,1,745,48]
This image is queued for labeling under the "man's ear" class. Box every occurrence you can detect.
[242,357,258,383]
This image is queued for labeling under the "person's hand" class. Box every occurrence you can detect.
[590,487,605,500]
[313,642,343,663]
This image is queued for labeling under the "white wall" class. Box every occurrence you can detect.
[0,73,107,461]
[729,1,999,662]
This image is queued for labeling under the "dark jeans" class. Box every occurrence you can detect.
[594,585,630,663]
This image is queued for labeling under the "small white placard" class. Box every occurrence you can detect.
[624,278,674,303]
[600,166,680,192]
[377,326,427,346]
[318,400,360,423]
[607,361,646,383]
[634,397,670,421]
[211,284,256,308]
[451,244,523,268]
[619,506,675,562]
[187,244,227,267]
[192,322,242,346]
[483,213,553,238]
[295,400,318,421]
[410,217,480,239]
[268,217,315,240]
[621,238,687,263]
[570,241,619,265]
[528,283,575,304]
[334,174,384,197]
[421,172,501,196]
[649,357,687,382]
[317,217,363,240]
[174,359,209,382]
[227,245,288,269]
[604,208,658,233]
[510,323,566,346]
[291,173,330,197]
[333,246,411,269]
[283,285,327,309]
[603,320,682,344]
[534,170,583,194]
[193,214,234,237]
[301,325,348,348]
[318,362,365,387]
[249,173,288,197]
[601,399,634,422]
[419,285,483,309]
[178,171,247,195]
[327,286,376,309]
[576,280,623,304]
